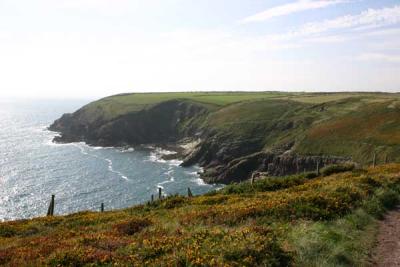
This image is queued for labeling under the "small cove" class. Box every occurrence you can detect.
[0,99,222,221]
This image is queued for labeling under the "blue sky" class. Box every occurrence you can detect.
[0,0,399,98]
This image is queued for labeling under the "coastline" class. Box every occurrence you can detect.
[0,124,220,222]
[49,131,215,188]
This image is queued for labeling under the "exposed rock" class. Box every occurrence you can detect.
[50,100,208,147]
[200,152,351,184]
[50,99,354,185]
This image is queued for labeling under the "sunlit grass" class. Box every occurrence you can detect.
[1,164,400,266]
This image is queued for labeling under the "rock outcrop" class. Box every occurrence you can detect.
[199,151,350,184]
[50,98,354,184]
[50,100,208,147]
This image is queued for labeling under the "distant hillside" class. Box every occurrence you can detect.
[50,92,400,184]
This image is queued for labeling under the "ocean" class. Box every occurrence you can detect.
[0,99,221,221]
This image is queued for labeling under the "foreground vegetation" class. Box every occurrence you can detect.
[1,164,400,266]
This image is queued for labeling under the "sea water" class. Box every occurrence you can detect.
[0,99,222,221]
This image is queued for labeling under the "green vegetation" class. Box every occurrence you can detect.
[296,98,400,163]
[198,95,400,165]
[51,91,400,186]
[216,173,311,195]
[1,164,400,266]
[76,91,397,121]
[77,92,293,122]
[320,163,356,176]
[40,92,400,265]
[69,92,400,165]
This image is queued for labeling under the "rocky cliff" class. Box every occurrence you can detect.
[50,93,400,184]
[50,100,208,147]
[50,99,350,184]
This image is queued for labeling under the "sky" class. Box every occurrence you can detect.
[0,0,399,99]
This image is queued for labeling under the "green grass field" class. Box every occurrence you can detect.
[79,92,294,122]
[79,91,398,121]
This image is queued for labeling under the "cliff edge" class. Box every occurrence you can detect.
[50,92,400,184]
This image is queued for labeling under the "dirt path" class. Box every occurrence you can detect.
[374,207,400,267]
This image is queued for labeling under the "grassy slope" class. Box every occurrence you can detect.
[70,92,400,165]
[296,97,400,163]
[1,164,400,266]
[76,92,292,123]
[204,94,400,164]
[78,91,385,122]
[206,99,309,146]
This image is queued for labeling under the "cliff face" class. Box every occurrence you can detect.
[50,94,400,184]
[50,100,208,146]
[181,132,350,184]
[198,151,350,184]
[49,98,354,184]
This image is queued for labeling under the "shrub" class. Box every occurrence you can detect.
[48,251,85,267]
[364,195,386,219]
[114,218,152,236]
[21,226,40,237]
[204,190,218,196]
[146,195,188,210]
[162,195,187,209]
[376,188,399,209]
[2,164,400,266]
[360,176,382,188]
[0,249,12,265]
[305,172,318,179]
[223,239,291,267]
[321,163,355,176]
[363,188,399,219]
[0,225,16,238]
[221,175,308,195]
[195,195,228,205]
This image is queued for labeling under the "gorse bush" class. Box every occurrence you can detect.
[146,195,188,210]
[1,164,400,266]
[220,174,310,195]
[0,225,16,238]
[127,227,292,266]
[161,195,188,209]
[113,217,152,236]
[321,163,355,176]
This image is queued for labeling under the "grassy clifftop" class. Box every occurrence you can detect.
[76,91,392,121]
[1,164,400,266]
[50,92,400,183]
[74,92,290,123]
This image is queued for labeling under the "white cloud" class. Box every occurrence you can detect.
[0,30,292,98]
[358,53,400,63]
[363,27,400,37]
[240,0,348,23]
[1,0,157,18]
[1,1,400,99]
[304,35,349,43]
[290,5,400,37]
